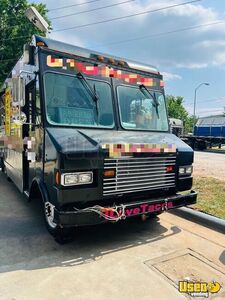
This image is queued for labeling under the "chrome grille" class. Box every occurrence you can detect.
[103,156,176,195]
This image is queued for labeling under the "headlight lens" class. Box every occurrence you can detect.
[78,173,93,184]
[179,166,193,176]
[62,172,93,186]
[64,174,79,185]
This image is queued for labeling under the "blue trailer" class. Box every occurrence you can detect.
[183,115,225,150]
[194,115,225,137]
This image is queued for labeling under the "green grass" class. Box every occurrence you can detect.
[191,176,225,220]
[207,147,225,154]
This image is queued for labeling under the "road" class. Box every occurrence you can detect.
[193,151,225,181]
[0,171,225,300]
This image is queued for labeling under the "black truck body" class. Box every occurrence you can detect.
[0,36,197,240]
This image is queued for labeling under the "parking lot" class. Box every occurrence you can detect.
[0,151,225,300]
[193,151,225,181]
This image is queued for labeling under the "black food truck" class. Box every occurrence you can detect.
[0,36,197,241]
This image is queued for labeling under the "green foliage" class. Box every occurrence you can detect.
[185,115,198,133]
[166,95,188,120]
[0,0,50,86]
[166,95,196,133]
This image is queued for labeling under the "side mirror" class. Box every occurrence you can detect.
[23,44,35,65]
[12,77,25,106]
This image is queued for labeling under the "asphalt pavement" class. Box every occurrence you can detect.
[193,151,225,180]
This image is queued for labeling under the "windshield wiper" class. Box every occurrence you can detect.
[77,72,99,118]
[139,84,159,118]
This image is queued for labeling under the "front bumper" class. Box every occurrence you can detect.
[54,191,197,227]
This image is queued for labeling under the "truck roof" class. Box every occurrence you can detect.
[196,115,225,126]
[34,35,160,75]
[169,118,183,126]
[198,114,225,119]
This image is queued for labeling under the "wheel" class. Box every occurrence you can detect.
[196,141,207,151]
[43,201,73,244]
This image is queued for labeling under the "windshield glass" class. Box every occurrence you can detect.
[44,72,114,128]
[117,85,168,131]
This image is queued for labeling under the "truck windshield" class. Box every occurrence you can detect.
[44,72,114,128]
[117,85,169,131]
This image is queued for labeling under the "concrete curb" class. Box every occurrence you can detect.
[196,150,225,154]
[170,207,225,234]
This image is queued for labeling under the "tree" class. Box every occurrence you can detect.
[0,0,50,86]
[166,95,189,120]
[184,115,198,133]
[166,95,195,133]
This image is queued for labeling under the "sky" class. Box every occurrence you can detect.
[30,0,225,117]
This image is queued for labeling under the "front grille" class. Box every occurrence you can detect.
[103,155,176,196]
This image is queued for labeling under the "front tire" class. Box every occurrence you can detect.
[196,141,207,151]
[43,201,73,244]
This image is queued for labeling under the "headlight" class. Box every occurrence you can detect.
[61,172,93,186]
[64,174,78,185]
[78,173,93,184]
[179,166,193,176]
